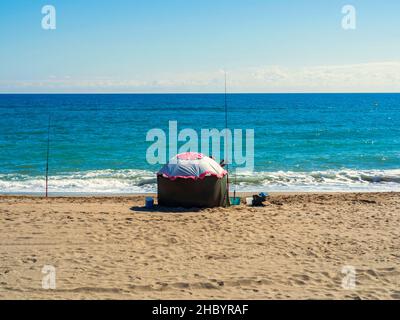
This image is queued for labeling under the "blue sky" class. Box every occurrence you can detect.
[1,0,400,93]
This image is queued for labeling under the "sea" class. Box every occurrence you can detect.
[0,93,399,194]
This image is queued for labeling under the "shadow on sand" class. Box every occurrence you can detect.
[130,205,203,213]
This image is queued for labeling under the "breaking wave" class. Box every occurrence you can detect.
[233,169,400,192]
[1,168,400,194]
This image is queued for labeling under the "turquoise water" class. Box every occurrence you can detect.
[0,93,399,194]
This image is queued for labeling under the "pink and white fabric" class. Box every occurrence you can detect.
[158,152,227,180]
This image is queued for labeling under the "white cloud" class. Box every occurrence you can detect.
[1,61,400,93]
[234,62,400,92]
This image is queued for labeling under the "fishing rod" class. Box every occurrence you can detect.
[223,72,237,204]
[45,115,51,198]
[221,72,229,205]
[225,71,236,202]
[224,71,228,169]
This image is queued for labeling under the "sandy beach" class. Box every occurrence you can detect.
[0,192,399,300]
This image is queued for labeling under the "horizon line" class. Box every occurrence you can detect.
[1,92,400,95]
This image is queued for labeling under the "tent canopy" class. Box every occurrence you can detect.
[157,152,227,180]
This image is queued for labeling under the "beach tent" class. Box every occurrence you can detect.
[157,152,229,208]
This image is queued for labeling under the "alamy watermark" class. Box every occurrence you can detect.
[42,5,56,30]
[42,265,56,289]
[342,5,356,30]
[341,265,356,290]
[40,4,356,31]
[146,121,255,173]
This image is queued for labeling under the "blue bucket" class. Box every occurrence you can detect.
[230,197,241,205]
[145,197,154,208]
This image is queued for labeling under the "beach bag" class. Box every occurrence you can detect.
[252,193,268,206]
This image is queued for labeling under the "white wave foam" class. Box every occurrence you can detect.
[233,169,400,192]
[1,168,400,194]
[0,169,157,194]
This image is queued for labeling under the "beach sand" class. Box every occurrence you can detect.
[0,192,399,300]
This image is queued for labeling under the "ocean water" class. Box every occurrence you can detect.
[0,93,399,194]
